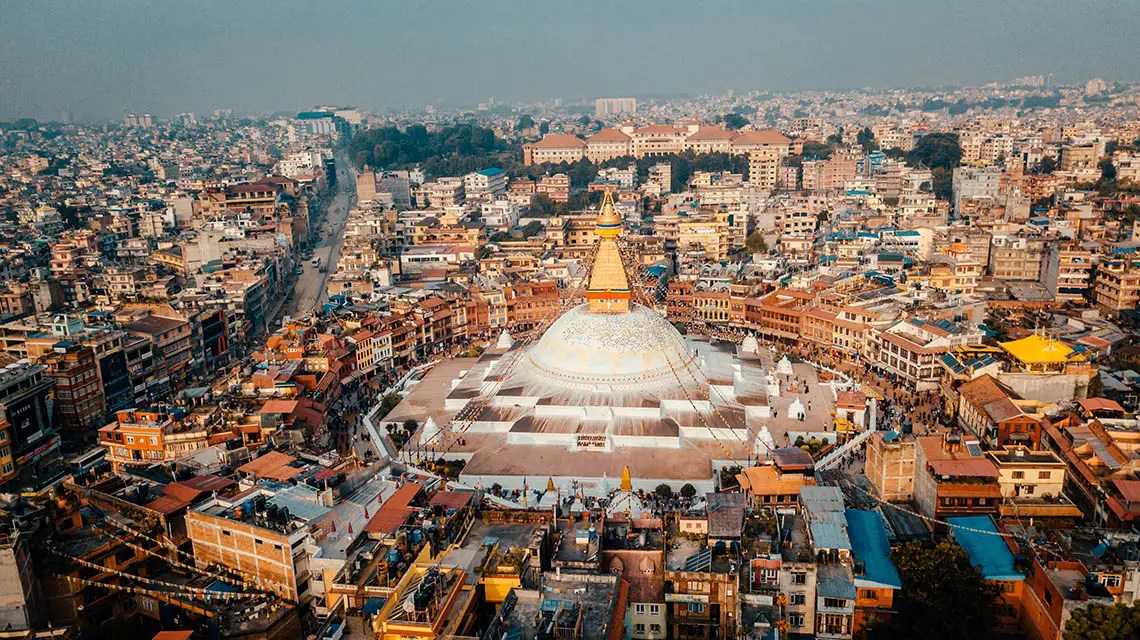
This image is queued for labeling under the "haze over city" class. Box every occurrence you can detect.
[3,0,1140,121]
[7,2,1140,640]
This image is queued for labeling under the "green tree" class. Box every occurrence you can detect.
[538,121,549,135]
[857,127,876,153]
[719,465,742,489]
[746,231,768,254]
[931,167,954,201]
[907,133,962,171]
[800,141,832,159]
[1101,158,1118,182]
[884,541,1000,640]
[521,220,545,238]
[679,483,697,499]
[529,193,558,217]
[403,419,419,433]
[654,483,673,498]
[720,113,750,130]
[476,244,494,259]
[1063,602,1140,640]
[515,115,535,131]
[378,393,403,419]
[1032,156,1058,174]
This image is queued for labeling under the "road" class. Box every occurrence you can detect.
[283,149,356,318]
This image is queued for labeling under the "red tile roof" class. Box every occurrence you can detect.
[237,451,297,478]
[528,134,586,149]
[364,482,423,535]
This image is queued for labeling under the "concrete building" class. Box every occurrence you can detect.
[595,98,637,116]
[865,432,917,501]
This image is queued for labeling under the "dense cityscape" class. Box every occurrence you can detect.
[5,25,1140,640]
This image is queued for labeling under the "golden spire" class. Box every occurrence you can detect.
[595,190,623,238]
[586,191,632,314]
[547,477,557,492]
[620,465,632,493]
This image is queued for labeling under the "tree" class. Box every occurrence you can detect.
[538,121,550,135]
[719,465,742,490]
[529,193,558,217]
[1063,602,1140,640]
[931,167,954,201]
[1101,158,1118,182]
[908,132,962,171]
[883,541,1000,640]
[857,127,876,153]
[476,244,494,259]
[800,141,832,159]
[654,483,673,498]
[720,113,750,130]
[515,115,535,132]
[1032,156,1058,174]
[378,393,403,419]
[521,220,545,238]
[746,231,768,254]
[680,483,697,499]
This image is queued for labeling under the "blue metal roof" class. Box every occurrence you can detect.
[845,509,902,589]
[361,596,386,615]
[947,516,1024,581]
[478,167,505,176]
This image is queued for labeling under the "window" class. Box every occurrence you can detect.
[792,572,807,585]
[222,530,231,536]
[649,624,661,633]
[635,624,645,633]
[823,597,848,609]
[789,614,804,627]
[150,437,158,445]
[1,463,11,474]
[1102,575,1122,588]
[126,435,134,444]
[687,603,706,614]
[139,598,157,613]
[649,605,660,615]
[635,604,646,615]
[1012,471,1025,479]
[1038,471,1051,479]
[790,593,806,605]
[1024,485,1035,495]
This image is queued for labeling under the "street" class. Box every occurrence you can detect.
[283,149,356,318]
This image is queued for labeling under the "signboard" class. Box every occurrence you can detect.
[576,434,608,450]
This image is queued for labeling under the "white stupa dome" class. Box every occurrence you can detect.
[523,303,699,391]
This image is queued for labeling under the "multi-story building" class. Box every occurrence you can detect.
[1042,247,1095,304]
[98,409,211,471]
[865,432,917,501]
[0,362,55,486]
[523,135,586,166]
[187,491,315,602]
[914,434,1001,521]
[1094,258,1140,310]
[42,342,105,435]
[586,128,633,162]
[536,174,571,203]
[595,97,637,116]
[463,168,507,201]
[989,235,1045,282]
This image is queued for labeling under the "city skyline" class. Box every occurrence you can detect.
[2,0,1139,121]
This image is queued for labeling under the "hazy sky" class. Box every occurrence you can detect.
[2,0,1138,122]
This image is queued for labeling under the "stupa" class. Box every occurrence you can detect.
[400,192,844,495]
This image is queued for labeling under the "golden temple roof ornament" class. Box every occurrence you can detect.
[586,191,632,314]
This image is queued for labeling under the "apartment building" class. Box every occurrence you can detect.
[42,342,105,434]
[536,174,571,203]
[187,492,315,602]
[98,409,210,471]
[989,235,1045,282]
[1094,258,1140,310]
[1042,247,1095,304]
[0,362,55,485]
[865,432,917,501]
